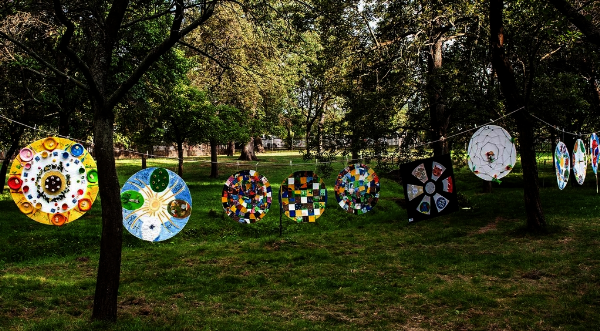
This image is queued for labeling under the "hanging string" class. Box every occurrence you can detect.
[529,113,597,137]
[3,106,597,166]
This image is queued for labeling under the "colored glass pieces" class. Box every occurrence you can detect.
[334,164,380,215]
[8,137,99,225]
[554,141,570,190]
[279,171,327,223]
[572,139,587,185]
[467,125,516,181]
[401,154,458,223]
[590,133,600,175]
[222,170,272,223]
[121,167,192,242]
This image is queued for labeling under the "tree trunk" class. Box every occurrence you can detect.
[177,141,184,177]
[91,103,123,322]
[141,152,147,169]
[239,137,258,161]
[482,181,492,193]
[0,125,24,194]
[226,141,235,157]
[254,136,264,153]
[490,0,546,232]
[210,138,218,178]
[427,30,450,157]
[317,111,325,154]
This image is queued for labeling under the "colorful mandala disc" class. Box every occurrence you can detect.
[572,139,587,185]
[121,167,192,242]
[554,141,570,190]
[590,133,599,175]
[279,171,327,223]
[8,137,99,225]
[334,164,380,215]
[222,170,272,223]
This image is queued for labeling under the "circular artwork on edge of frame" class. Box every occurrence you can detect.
[279,170,327,223]
[8,137,99,226]
[554,141,570,190]
[222,170,272,224]
[590,133,599,175]
[334,164,380,215]
[121,167,192,242]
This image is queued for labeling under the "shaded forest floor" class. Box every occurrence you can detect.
[0,153,599,330]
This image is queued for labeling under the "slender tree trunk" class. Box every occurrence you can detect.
[0,125,24,194]
[177,141,184,177]
[317,111,325,154]
[92,103,123,322]
[210,138,218,178]
[239,137,258,161]
[482,181,492,193]
[490,0,546,232]
[141,152,147,169]
[427,32,450,156]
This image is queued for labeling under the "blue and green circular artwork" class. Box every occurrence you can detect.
[121,167,192,242]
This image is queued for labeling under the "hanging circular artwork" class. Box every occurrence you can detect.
[554,141,570,190]
[222,170,272,223]
[279,171,327,223]
[467,125,516,182]
[121,167,192,242]
[401,154,457,222]
[334,164,380,215]
[572,139,587,185]
[590,133,600,175]
[8,137,98,225]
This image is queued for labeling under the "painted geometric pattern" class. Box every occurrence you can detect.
[334,164,380,215]
[121,167,192,242]
[401,154,457,223]
[555,141,570,190]
[590,133,599,175]
[279,171,327,223]
[222,170,272,223]
[8,137,98,226]
[572,139,587,185]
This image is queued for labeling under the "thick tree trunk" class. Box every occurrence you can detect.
[254,136,264,153]
[210,138,218,178]
[226,141,235,157]
[92,104,123,322]
[177,141,184,177]
[482,181,492,194]
[427,32,450,157]
[0,125,24,194]
[239,137,258,161]
[490,0,546,232]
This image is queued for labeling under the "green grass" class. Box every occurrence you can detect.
[1,152,599,330]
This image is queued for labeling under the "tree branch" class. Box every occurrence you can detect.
[178,40,231,70]
[0,30,89,91]
[107,1,217,109]
[548,0,600,48]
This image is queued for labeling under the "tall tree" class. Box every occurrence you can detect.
[490,0,546,231]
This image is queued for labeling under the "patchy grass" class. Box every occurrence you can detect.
[1,152,599,330]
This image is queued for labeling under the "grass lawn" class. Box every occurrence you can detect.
[1,152,599,330]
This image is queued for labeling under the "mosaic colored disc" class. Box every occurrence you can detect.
[554,141,570,190]
[590,133,599,175]
[222,170,272,223]
[334,164,380,215]
[8,137,99,225]
[572,139,587,185]
[467,125,516,181]
[121,167,192,242]
[279,171,327,223]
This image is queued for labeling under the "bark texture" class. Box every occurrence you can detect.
[490,0,546,232]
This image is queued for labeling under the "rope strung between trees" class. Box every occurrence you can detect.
[1,106,597,165]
